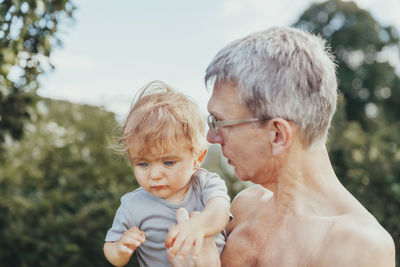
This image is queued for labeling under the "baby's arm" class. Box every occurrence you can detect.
[104,227,146,267]
[165,196,230,258]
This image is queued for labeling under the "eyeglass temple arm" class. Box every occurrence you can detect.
[215,117,272,127]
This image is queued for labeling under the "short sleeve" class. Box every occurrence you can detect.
[105,196,136,242]
[195,169,230,205]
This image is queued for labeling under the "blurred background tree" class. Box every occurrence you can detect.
[0,0,399,266]
[0,98,140,266]
[0,0,75,154]
[294,0,400,264]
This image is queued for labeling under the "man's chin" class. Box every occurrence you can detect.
[235,170,250,182]
[228,161,250,181]
[238,176,250,182]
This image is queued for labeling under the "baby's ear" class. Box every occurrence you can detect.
[194,149,207,169]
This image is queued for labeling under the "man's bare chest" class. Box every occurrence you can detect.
[221,210,279,266]
[221,213,327,266]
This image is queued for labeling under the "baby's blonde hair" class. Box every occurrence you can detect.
[120,81,206,159]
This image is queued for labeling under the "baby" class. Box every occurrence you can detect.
[103,81,230,266]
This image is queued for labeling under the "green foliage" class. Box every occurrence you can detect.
[0,98,246,266]
[0,97,249,266]
[294,0,400,264]
[0,0,75,152]
[0,98,140,266]
[1,1,399,266]
[294,0,400,126]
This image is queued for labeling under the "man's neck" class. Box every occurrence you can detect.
[262,145,350,219]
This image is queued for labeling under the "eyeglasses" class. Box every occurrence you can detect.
[207,114,272,135]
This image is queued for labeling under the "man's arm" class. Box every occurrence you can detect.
[166,197,230,258]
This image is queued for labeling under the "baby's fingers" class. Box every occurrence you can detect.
[127,232,146,244]
[121,233,145,250]
[176,207,190,222]
[126,228,146,242]
[118,242,134,256]
[127,237,142,247]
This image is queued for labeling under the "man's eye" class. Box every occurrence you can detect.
[137,162,148,167]
[163,161,175,166]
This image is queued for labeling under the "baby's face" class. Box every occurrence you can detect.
[130,145,198,203]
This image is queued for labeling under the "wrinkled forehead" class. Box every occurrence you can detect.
[208,82,251,118]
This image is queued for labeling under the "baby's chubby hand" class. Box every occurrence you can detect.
[166,208,204,259]
[117,227,146,256]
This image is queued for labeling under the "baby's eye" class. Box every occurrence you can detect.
[137,162,148,168]
[163,161,175,166]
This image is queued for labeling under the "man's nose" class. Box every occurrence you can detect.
[207,129,224,145]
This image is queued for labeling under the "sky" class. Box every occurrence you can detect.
[37,0,400,120]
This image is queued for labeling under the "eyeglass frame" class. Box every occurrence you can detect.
[207,114,273,134]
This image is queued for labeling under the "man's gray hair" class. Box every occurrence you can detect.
[205,26,338,147]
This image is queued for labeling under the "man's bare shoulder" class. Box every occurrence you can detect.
[314,214,395,266]
[230,185,272,214]
[225,185,273,235]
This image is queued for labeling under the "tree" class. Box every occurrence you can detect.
[294,0,400,125]
[0,97,252,266]
[0,0,75,153]
[0,98,140,266]
[293,0,400,264]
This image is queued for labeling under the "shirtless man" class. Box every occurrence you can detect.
[170,26,395,266]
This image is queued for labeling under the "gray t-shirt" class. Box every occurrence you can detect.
[105,168,230,267]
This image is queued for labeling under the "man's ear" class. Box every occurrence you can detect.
[268,119,293,156]
[194,149,207,169]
